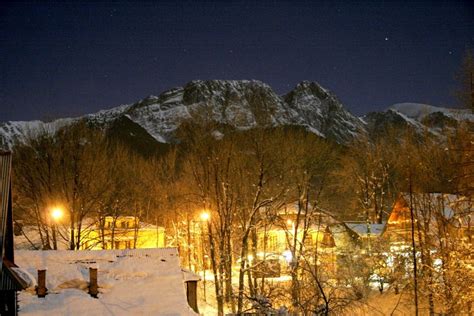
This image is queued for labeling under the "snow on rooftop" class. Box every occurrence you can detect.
[399,193,473,227]
[345,222,386,237]
[16,248,197,315]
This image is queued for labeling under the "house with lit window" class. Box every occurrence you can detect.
[383,193,473,251]
[254,203,360,276]
[81,216,166,250]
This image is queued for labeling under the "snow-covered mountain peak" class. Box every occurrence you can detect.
[1,79,370,148]
[389,103,474,122]
[361,102,474,138]
[124,79,295,142]
[283,81,366,142]
[291,81,330,98]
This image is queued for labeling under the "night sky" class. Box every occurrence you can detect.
[1,1,473,122]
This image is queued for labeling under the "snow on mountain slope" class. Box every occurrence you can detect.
[361,102,473,138]
[125,80,294,142]
[7,80,449,149]
[390,103,474,122]
[284,81,366,142]
[0,103,131,149]
[86,103,133,123]
[0,118,75,149]
[123,80,365,143]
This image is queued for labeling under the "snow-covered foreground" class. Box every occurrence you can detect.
[15,248,197,315]
[351,290,442,316]
[195,270,432,316]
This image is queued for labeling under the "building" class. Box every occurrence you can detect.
[0,152,28,315]
[16,248,199,315]
[344,221,386,251]
[383,193,473,250]
[81,216,166,250]
[254,203,362,276]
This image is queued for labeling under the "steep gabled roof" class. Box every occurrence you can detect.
[396,193,473,228]
[345,222,386,238]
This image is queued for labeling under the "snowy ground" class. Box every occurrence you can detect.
[351,290,437,316]
[195,271,430,315]
[16,248,197,315]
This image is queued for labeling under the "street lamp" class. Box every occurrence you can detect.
[51,207,63,222]
[200,211,210,222]
[199,210,210,302]
[50,206,63,250]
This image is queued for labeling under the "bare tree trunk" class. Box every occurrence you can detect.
[111,217,117,249]
[76,214,83,250]
[237,231,248,314]
[408,172,419,316]
[208,222,224,316]
[98,214,106,249]
[186,216,192,270]
[250,226,258,297]
[69,208,75,250]
[133,214,139,249]
[224,230,235,312]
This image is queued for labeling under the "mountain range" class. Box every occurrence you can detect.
[1,80,473,150]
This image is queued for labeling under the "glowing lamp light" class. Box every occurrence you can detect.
[200,211,210,221]
[51,207,63,222]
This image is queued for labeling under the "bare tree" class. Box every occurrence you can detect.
[454,49,474,111]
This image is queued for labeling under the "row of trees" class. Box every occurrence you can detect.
[11,50,474,314]
[11,117,472,314]
[12,122,160,250]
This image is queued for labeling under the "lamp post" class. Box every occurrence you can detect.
[199,211,210,302]
[50,207,63,250]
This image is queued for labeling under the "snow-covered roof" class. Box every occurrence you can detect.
[181,268,201,282]
[345,222,386,237]
[398,193,473,227]
[79,217,165,230]
[277,202,339,224]
[16,248,197,315]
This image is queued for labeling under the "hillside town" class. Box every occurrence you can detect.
[2,138,474,315]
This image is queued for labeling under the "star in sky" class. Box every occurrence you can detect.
[1,1,473,121]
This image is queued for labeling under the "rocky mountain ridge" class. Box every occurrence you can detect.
[1,80,472,149]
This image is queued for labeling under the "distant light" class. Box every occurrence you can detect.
[200,211,210,221]
[286,219,293,225]
[51,207,63,221]
[385,37,389,41]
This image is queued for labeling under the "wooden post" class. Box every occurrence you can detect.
[89,267,98,298]
[36,269,47,297]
